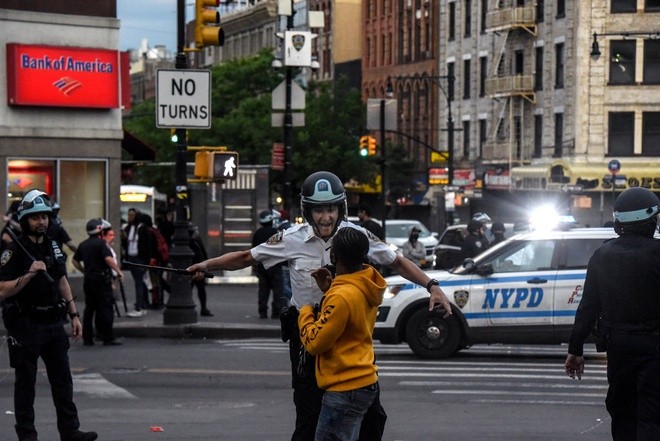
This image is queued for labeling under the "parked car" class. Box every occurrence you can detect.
[374,227,617,359]
[384,220,439,269]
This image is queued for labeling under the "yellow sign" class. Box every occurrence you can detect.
[431,151,449,163]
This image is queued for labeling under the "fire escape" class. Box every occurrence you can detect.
[482,3,536,165]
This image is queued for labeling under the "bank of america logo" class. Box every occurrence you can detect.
[53,77,82,96]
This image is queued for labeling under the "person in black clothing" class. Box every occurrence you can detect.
[460,219,489,261]
[189,223,212,316]
[565,187,660,440]
[0,190,97,441]
[47,203,77,267]
[357,205,384,241]
[489,222,507,247]
[72,218,124,346]
[252,210,285,319]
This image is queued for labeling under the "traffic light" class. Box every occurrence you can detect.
[359,136,369,157]
[367,136,377,156]
[195,0,225,49]
[170,128,178,143]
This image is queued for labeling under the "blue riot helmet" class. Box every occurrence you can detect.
[17,190,53,237]
[613,187,660,236]
[300,171,347,227]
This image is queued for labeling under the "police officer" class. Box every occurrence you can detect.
[252,210,285,319]
[565,187,660,440]
[0,190,97,441]
[187,171,453,440]
[460,219,489,260]
[72,218,124,346]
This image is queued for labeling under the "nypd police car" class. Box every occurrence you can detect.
[374,227,617,358]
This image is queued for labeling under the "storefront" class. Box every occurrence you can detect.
[0,7,136,271]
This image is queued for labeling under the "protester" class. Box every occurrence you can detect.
[357,205,384,241]
[72,218,124,346]
[187,171,452,440]
[0,189,98,441]
[401,226,426,267]
[565,187,660,439]
[300,228,386,441]
[189,223,212,316]
[489,222,507,247]
[252,210,285,319]
[121,208,151,317]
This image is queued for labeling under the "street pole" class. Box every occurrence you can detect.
[380,99,387,240]
[445,74,455,227]
[164,0,197,325]
[282,11,294,216]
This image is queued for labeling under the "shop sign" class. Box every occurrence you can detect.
[453,169,476,188]
[484,169,511,190]
[6,43,120,109]
[428,167,448,185]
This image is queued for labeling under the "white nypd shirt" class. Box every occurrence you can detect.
[251,220,396,308]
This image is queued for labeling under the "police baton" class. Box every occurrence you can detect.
[5,227,55,283]
[118,279,128,313]
[121,260,214,279]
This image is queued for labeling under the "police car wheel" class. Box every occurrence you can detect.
[405,308,460,359]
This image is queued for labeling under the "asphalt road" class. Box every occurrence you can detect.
[0,338,611,441]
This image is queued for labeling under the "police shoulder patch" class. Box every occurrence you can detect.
[1,250,12,266]
[266,231,283,245]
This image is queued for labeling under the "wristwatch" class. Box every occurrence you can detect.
[68,312,80,319]
[426,279,440,293]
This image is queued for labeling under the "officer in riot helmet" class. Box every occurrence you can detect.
[565,187,660,440]
[187,170,452,440]
[0,190,98,441]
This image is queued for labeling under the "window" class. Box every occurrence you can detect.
[515,50,524,74]
[555,43,564,88]
[490,240,555,273]
[611,0,637,12]
[479,119,487,157]
[647,0,660,11]
[479,56,487,97]
[464,0,472,37]
[463,59,471,99]
[449,2,456,41]
[535,47,544,90]
[643,40,660,84]
[534,115,543,157]
[463,120,471,158]
[536,0,544,22]
[562,240,608,270]
[481,0,488,33]
[608,112,634,156]
[610,40,636,84]
[554,113,563,157]
[447,62,455,101]
[556,0,565,17]
[642,112,660,156]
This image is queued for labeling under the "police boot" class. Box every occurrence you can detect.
[61,429,98,441]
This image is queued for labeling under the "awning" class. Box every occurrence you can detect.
[122,130,156,161]
[511,161,660,192]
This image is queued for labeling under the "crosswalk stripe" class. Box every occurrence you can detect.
[73,373,137,399]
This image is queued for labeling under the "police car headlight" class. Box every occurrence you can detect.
[384,284,404,300]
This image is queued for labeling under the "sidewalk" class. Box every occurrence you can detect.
[68,273,282,340]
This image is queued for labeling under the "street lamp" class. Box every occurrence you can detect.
[386,73,456,227]
[590,31,660,59]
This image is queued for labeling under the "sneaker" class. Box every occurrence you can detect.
[127,310,143,318]
[61,429,98,441]
[201,309,213,317]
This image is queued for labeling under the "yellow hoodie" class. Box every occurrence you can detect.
[298,264,386,391]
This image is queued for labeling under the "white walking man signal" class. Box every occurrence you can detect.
[223,156,236,177]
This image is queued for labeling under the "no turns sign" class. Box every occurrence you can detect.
[156,69,211,128]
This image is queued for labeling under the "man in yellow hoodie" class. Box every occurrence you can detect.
[299,228,386,441]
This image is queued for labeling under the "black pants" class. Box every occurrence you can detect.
[288,320,386,441]
[8,318,80,440]
[256,264,284,318]
[83,279,115,344]
[606,330,660,441]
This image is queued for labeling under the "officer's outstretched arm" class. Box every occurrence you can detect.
[187,250,255,280]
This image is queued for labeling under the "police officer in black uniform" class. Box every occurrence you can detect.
[565,187,660,440]
[72,218,124,346]
[0,190,97,441]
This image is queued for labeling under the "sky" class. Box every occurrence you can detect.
[117,0,183,51]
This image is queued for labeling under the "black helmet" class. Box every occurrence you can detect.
[300,171,347,225]
[258,210,275,225]
[17,190,53,221]
[86,218,104,236]
[467,219,484,234]
[613,187,660,235]
[472,212,491,223]
[491,222,506,234]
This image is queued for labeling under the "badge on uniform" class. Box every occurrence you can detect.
[1,250,12,266]
[267,231,283,245]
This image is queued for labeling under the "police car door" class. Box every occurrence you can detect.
[469,239,557,327]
